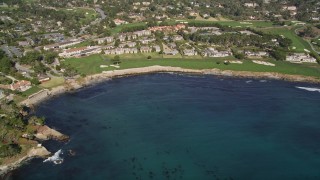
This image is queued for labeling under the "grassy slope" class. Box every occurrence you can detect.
[63,55,320,78]
[261,27,312,52]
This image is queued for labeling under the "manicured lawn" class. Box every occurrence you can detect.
[40,77,65,89]
[63,55,320,78]
[262,27,312,52]
[22,86,43,97]
[184,20,275,28]
[111,22,147,34]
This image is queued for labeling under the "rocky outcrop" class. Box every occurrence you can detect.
[35,125,69,142]
[0,146,51,175]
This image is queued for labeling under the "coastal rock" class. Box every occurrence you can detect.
[35,125,69,142]
[0,146,51,175]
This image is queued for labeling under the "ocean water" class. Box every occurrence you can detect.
[6,73,320,180]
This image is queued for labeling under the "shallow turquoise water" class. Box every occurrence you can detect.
[7,74,320,180]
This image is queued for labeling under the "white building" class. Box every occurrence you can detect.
[245,51,269,58]
[44,40,82,50]
[286,53,317,63]
[140,46,152,53]
[183,49,197,56]
[202,48,232,57]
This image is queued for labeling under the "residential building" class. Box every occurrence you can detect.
[286,53,317,63]
[10,80,32,92]
[95,36,114,44]
[113,19,128,26]
[173,35,184,41]
[59,46,102,58]
[140,38,156,44]
[244,3,258,7]
[18,41,30,47]
[140,46,152,53]
[183,49,198,56]
[245,51,269,58]
[44,40,82,50]
[202,48,232,57]
[134,30,152,37]
[153,45,161,52]
[164,49,179,55]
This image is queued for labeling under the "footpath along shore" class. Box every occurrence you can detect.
[21,65,320,106]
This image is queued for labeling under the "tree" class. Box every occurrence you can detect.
[28,116,45,126]
[44,51,58,64]
[0,57,13,74]
[0,144,22,158]
[109,21,116,28]
[270,49,286,61]
[112,55,121,64]
[147,56,152,59]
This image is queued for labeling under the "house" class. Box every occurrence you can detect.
[183,49,197,56]
[244,3,258,8]
[37,74,51,83]
[282,5,297,11]
[59,46,101,58]
[18,41,30,47]
[133,2,141,6]
[164,49,179,55]
[42,33,65,42]
[95,36,114,44]
[44,40,82,50]
[142,2,150,6]
[286,53,317,63]
[11,80,32,92]
[173,35,184,41]
[104,48,138,55]
[140,38,156,44]
[59,47,87,57]
[282,5,297,15]
[153,45,161,52]
[167,43,177,49]
[202,48,232,57]
[245,51,269,58]
[113,19,128,26]
[239,30,257,35]
[118,34,127,42]
[127,42,137,47]
[134,30,152,37]
[140,46,152,53]
[124,48,138,54]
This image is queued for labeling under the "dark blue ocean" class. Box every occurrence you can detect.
[6,73,320,180]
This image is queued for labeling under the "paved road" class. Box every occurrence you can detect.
[294,26,320,54]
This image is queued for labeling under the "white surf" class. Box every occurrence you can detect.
[296,86,320,93]
[43,149,64,164]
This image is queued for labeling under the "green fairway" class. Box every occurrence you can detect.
[64,55,320,78]
[40,77,65,89]
[111,22,147,34]
[262,27,312,52]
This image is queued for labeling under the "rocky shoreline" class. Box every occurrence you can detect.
[0,146,51,176]
[21,65,320,106]
[0,125,69,176]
